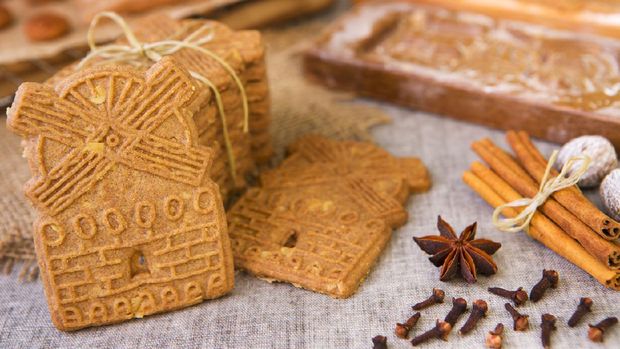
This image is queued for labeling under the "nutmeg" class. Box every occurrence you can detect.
[600,169,620,221]
[555,135,617,188]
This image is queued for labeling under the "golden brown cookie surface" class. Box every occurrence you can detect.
[229,178,405,298]
[24,12,71,41]
[7,57,234,331]
[262,135,431,203]
[44,15,271,201]
[230,137,430,297]
[229,151,414,298]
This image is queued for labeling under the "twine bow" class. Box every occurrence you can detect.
[78,12,249,183]
[492,151,592,233]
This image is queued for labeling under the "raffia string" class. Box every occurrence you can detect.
[77,12,249,183]
[492,151,592,233]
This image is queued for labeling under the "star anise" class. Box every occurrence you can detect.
[413,216,501,283]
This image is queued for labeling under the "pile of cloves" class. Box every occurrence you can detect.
[376,288,493,347]
[484,270,559,347]
[410,296,471,346]
[483,269,618,347]
[373,269,617,348]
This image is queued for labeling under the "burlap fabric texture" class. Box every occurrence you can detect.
[0,19,390,280]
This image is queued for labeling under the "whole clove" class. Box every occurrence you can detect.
[505,303,529,331]
[541,314,557,349]
[588,317,618,342]
[530,269,559,302]
[395,312,421,339]
[460,300,488,335]
[372,335,388,349]
[411,320,452,346]
[412,288,445,310]
[444,297,468,327]
[567,297,593,327]
[488,286,528,306]
[485,323,504,349]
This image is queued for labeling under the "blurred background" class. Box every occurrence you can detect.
[0,0,338,109]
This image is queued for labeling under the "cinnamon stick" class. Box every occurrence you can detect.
[472,140,620,270]
[463,169,620,290]
[506,131,620,240]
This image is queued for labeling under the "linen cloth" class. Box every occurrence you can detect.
[1,104,619,348]
[1,0,620,345]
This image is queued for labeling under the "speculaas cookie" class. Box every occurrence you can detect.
[6,57,234,331]
[130,15,272,172]
[261,135,431,203]
[228,158,410,298]
[45,15,271,202]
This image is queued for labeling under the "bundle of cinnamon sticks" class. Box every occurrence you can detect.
[463,130,620,290]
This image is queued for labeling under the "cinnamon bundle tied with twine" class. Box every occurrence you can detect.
[464,130,620,290]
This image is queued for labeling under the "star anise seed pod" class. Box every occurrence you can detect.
[413,216,501,283]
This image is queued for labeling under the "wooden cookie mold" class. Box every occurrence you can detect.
[305,1,620,149]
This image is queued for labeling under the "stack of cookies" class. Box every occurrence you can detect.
[135,15,272,199]
[228,135,431,298]
[47,15,272,202]
[6,15,270,331]
[6,14,431,330]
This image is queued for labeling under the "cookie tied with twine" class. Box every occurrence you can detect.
[493,151,592,233]
[78,11,249,183]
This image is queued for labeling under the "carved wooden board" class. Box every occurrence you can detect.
[354,0,620,38]
[304,1,620,149]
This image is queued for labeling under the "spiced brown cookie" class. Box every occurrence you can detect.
[6,57,234,331]
[43,15,271,202]
[229,172,407,298]
[229,136,429,297]
[24,12,71,41]
[228,138,426,297]
[262,135,431,203]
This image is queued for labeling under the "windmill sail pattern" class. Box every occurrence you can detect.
[6,58,234,331]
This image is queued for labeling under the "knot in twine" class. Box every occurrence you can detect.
[492,151,591,233]
[78,12,249,183]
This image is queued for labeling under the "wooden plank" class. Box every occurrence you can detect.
[354,0,620,39]
[304,1,620,148]
[0,0,335,110]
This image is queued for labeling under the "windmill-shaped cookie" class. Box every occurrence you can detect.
[45,15,271,202]
[261,135,431,203]
[6,57,234,331]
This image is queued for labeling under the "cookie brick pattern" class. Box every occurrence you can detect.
[228,161,408,298]
[6,58,234,331]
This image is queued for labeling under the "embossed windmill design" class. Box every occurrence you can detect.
[7,57,234,331]
[8,57,210,216]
